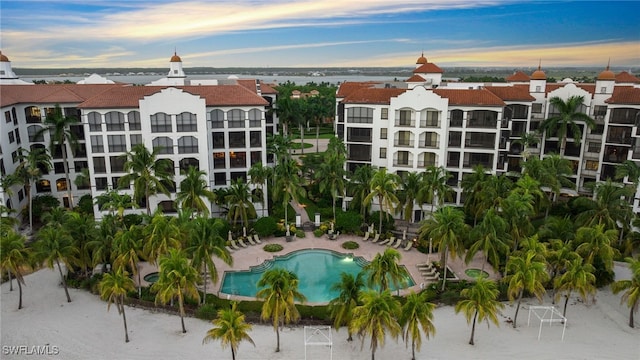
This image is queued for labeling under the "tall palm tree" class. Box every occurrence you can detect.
[574,180,632,228]
[15,147,52,232]
[266,133,293,166]
[36,104,79,208]
[99,267,135,342]
[248,162,272,217]
[152,249,201,333]
[118,144,174,215]
[0,229,31,309]
[273,159,306,226]
[34,226,77,302]
[88,218,117,274]
[466,208,510,272]
[143,212,182,265]
[500,191,535,252]
[611,256,640,328]
[348,165,375,219]
[419,165,452,214]
[349,289,401,360]
[328,272,365,341]
[398,171,423,224]
[538,215,576,244]
[512,174,547,216]
[203,301,255,360]
[224,178,257,229]
[316,155,347,222]
[540,95,595,156]
[460,165,489,226]
[0,174,20,230]
[504,251,549,328]
[364,168,400,234]
[176,166,216,217]
[399,291,436,359]
[66,210,97,277]
[615,160,640,188]
[454,278,504,345]
[363,248,410,293]
[256,268,306,352]
[419,206,468,291]
[95,189,136,226]
[554,258,596,317]
[186,217,232,304]
[573,224,618,274]
[541,154,575,212]
[112,224,144,297]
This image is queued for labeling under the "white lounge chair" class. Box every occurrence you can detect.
[371,234,381,243]
[225,245,235,252]
[230,240,241,250]
[247,236,256,245]
[237,238,249,248]
[379,237,392,246]
[253,234,262,244]
[393,239,402,248]
[362,232,370,241]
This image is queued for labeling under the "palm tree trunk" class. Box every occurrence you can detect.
[231,347,236,360]
[316,125,320,153]
[300,125,305,155]
[275,322,281,352]
[137,271,142,298]
[412,339,416,359]
[55,259,72,303]
[62,144,74,208]
[120,297,130,342]
[202,263,208,305]
[629,302,635,328]
[8,270,13,291]
[469,310,478,345]
[563,293,570,317]
[441,246,449,292]
[513,292,523,328]
[17,273,23,310]
[28,183,33,233]
[332,194,336,223]
[378,195,384,234]
[179,298,187,333]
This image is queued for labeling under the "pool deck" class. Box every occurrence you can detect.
[138,231,500,304]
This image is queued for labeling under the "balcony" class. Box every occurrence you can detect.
[394,139,415,148]
[419,140,439,148]
[464,139,495,149]
[420,120,440,128]
[395,119,415,128]
[393,159,413,167]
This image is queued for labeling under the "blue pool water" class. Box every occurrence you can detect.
[220,249,415,303]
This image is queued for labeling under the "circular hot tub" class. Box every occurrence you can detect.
[465,268,489,279]
[143,272,159,283]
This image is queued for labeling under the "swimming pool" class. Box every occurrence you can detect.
[220,249,415,303]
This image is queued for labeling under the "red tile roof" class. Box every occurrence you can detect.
[506,71,530,82]
[485,86,535,101]
[0,84,124,107]
[342,88,407,104]
[433,88,505,106]
[606,86,640,104]
[615,71,640,84]
[406,75,426,82]
[336,81,379,98]
[413,63,444,74]
[540,83,596,95]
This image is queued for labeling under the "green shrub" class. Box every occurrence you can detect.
[313,229,324,237]
[336,210,363,233]
[195,304,219,320]
[264,243,283,252]
[254,216,278,237]
[341,241,359,250]
[295,229,305,238]
[297,304,330,320]
[367,211,395,233]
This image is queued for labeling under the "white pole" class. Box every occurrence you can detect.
[562,319,567,342]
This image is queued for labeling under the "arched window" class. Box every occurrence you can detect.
[228,109,244,128]
[128,111,141,130]
[178,136,198,154]
[28,125,44,142]
[248,109,262,127]
[25,106,41,123]
[105,111,125,131]
[176,112,197,132]
[152,137,174,154]
[210,109,224,128]
[36,179,52,193]
[150,112,171,132]
[56,178,68,191]
[179,158,199,172]
[158,200,177,213]
[88,112,102,131]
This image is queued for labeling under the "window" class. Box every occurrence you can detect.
[250,131,261,147]
[347,107,374,124]
[179,158,199,172]
[74,161,88,172]
[18,189,24,202]
[54,162,65,174]
[210,109,224,128]
[128,111,141,131]
[214,172,226,186]
[25,106,41,123]
[56,178,68,192]
[152,137,174,154]
[8,132,15,143]
[230,172,247,182]
[70,124,85,140]
[381,108,388,120]
[14,129,21,145]
[588,142,602,153]
[535,86,541,92]
[380,128,387,139]
[150,113,171,132]
[228,109,244,128]
[450,109,463,127]
[4,111,10,123]
[88,112,102,131]
[593,105,607,118]
[229,132,246,147]
[130,134,142,147]
[108,135,127,152]
[248,109,262,127]
[585,160,599,171]
[176,112,197,132]
[532,103,543,114]
[398,110,412,126]
[95,177,108,191]
[178,136,198,154]
[213,152,225,169]
[105,111,125,131]
[421,110,439,127]
[600,87,607,94]
[212,132,225,148]
[250,151,261,166]
[380,147,387,159]
[229,152,246,168]
[93,157,107,173]
[36,179,51,193]
[12,150,19,163]
[110,156,126,172]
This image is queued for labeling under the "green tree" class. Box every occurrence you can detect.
[501,190,535,252]
[66,211,98,277]
[224,178,257,229]
[15,147,52,232]
[466,208,510,272]
[0,229,31,309]
[112,224,144,297]
[399,291,436,359]
[186,217,232,304]
[540,95,595,156]
[504,251,549,328]
[273,159,306,226]
[573,180,632,231]
[256,268,306,352]
[248,162,272,217]
[364,168,400,234]
[554,258,596,317]
[36,104,79,208]
[419,206,468,291]
[176,166,216,217]
[454,278,504,345]
[348,165,375,219]
[328,272,365,341]
[99,267,135,342]
[573,224,618,273]
[460,165,489,226]
[316,154,347,222]
[95,189,136,226]
[398,172,423,224]
[349,289,401,360]
[203,301,255,360]
[34,226,77,302]
[118,144,174,215]
[611,256,640,328]
[152,249,201,333]
[143,212,182,265]
[419,165,452,214]
[363,248,409,293]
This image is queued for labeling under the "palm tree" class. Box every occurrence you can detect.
[611,256,640,328]
[186,217,232,304]
[364,168,400,234]
[316,155,347,222]
[0,229,31,309]
[143,212,182,265]
[112,224,144,297]
[454,278,504,345]
[273,159,306,226]
[512,131,540,159]
[460,165,489,225]
[266,133,293,166]
[504,251,549,328]
[248,162,272,217]
[66,211,97,277]
[34,226,77,302]
[256,268,306,352]
[540,95,595,156]
[152,249,201,333]
[95,189,136,226]
[0,174,20,230]
[176,166,216,217]
[363,248,410,293]
[574,224,618,273]
[615,160,640,188]
[419,206,468,291]
[99,267,135,342]
[500,190,535,251]
[398,171,423,224]
[419,165,452,214]
[512,174,547,216]
[541,154,575,212]
[349,289,401,360]
[399,291,436,359]
[203,301,255,360]
[538,215,576,244]
[15,147,52,232]
[573,180,632,231]
[466,208,510,272]
[88,218,117,274]
[36,104,79,208]
[328,272,365,341]
[224,178,257,229]
[118,144,174,215]
[348,165,375,219]
[554,258,596,317]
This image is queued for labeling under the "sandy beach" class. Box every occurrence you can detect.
[1,260,638,360]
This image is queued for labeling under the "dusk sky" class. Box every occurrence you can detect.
[1,0,639,69]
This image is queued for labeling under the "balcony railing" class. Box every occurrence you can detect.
[417,160,436,167]
[393,160,413,167]
[464,140,495,149]
[420,120,440,128]
[419,141,439,148]
[394,139,414,147]
[395,120,415,127]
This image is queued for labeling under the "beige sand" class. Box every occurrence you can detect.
[1,262,637,360]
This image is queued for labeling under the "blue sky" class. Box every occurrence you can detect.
[1,0,638,68]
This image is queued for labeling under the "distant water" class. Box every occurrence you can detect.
[21,73,407,86]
